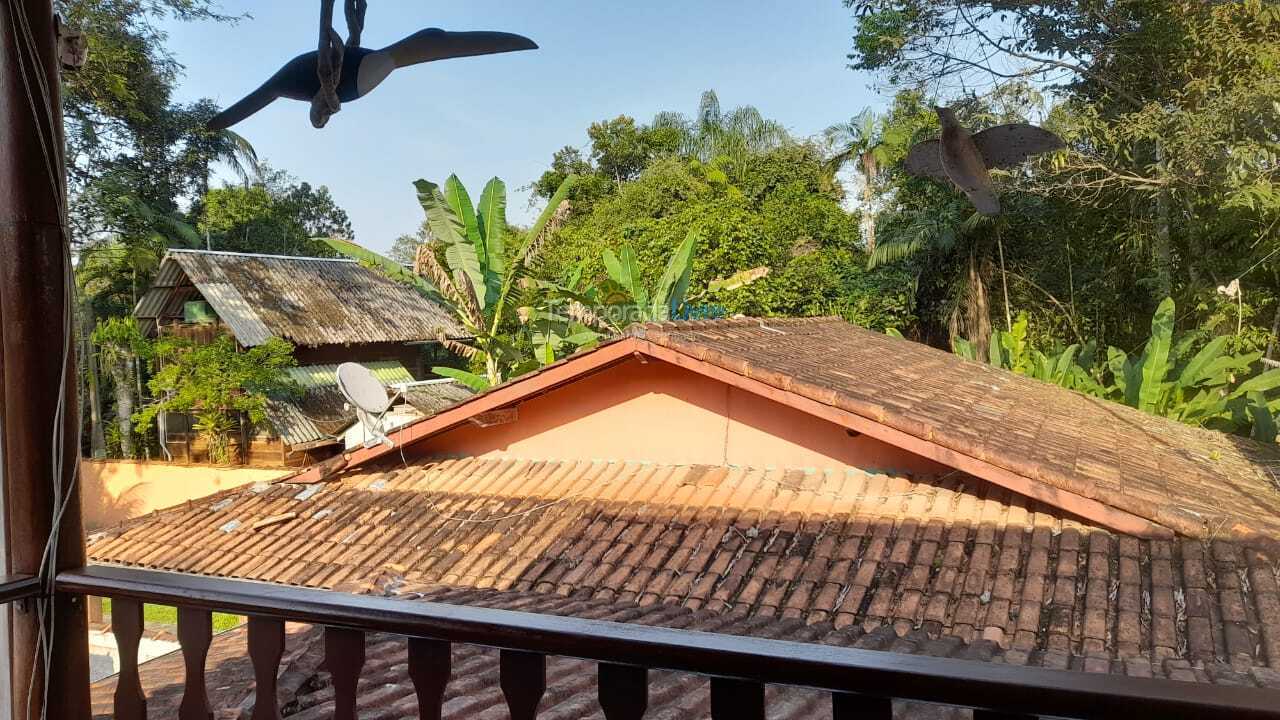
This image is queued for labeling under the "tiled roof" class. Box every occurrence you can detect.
[88,457,1280,673]
[623,317,1280,543]
[134,249,463,347]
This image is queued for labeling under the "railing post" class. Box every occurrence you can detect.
[247,617,286,720]
[177,607,214,720]
[598,663,647,720]
[111,598,146,720]
[324,627,365,720]
[0,3,91,719]
[407,638,451,720]
[710,678,764,720]
[500,649,546,720]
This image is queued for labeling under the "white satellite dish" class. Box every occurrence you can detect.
[336,362,402,448]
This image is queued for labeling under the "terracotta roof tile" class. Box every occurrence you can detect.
[620,317,1280,543]
[90,456,1280,676]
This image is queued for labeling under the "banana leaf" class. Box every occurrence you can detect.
[476,177,507,276]
[431,366,491,392]
[1137,297,1175,413]
[415,179,487,311]
[652,230,697,321]
[443,174,483,263]
[1249,392,1277,443]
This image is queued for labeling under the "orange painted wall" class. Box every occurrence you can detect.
[414,357,946,476]
[80,460,286,531]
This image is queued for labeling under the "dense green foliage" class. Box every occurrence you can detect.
[135,335,298,465]
[534,98,918,332]
[198,167,352,256]
[830,0,1280,441]
[956,301,1280,441]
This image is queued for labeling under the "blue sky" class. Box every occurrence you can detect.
[165,1,879,253]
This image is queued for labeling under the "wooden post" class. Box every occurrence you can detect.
[0,1,92,718]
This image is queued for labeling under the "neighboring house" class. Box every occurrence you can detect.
[88,317,1280,717]
[132,249,468,465]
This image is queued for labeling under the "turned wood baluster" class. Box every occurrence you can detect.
[247,616,286,720]
[598,663,647,720]
[324,627,365,720]
[112,597,146,720]
[499,650,546,720]
[177,607,214,720]
[710,678,764,720]
[833,692,893,719]
[407,638,451,720]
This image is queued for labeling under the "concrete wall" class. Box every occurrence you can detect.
[415,357,947,476]
[80,460,287,531]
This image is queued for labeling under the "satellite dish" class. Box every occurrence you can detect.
[336,362,401,448]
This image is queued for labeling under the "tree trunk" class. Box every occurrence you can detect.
[959,249,993,360]
[860,154,877,253]
[1154,140,1173,299]
[110,359,136,457]
[82,308,106,457]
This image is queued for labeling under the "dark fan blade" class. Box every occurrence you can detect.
[903,139,947,181]
[208,82,280,130]
[382,29,538,67]
[971,124,1065,170]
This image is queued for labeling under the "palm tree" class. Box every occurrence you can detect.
[870,199,1002,358]
[825,109,890,252]
[651,90,789,177]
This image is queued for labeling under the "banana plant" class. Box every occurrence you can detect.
[555,231,768,332]
[327,174,595,391]
[953,299,1280,442]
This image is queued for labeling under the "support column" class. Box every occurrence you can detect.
[0,2,92,718]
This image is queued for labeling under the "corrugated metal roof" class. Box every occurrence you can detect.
[262,398,332,448]
[283,361,415,390]
[263,363,471,448]
[135,250,463,347]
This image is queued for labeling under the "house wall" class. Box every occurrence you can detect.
[414,357,947,476]
[80,460,287,531]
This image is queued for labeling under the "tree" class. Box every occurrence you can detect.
[91,317,149,458]
[845,0,1280,356]
[136,335,297,465]
[825,109,890,251]
[197,167,353,256]
[389,222,429,265]
[651,90,789,181]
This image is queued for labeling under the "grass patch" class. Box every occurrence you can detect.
[100,598,242,634]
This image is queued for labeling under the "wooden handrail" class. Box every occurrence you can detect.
[0,574,40,605]
[58,564,1280,720]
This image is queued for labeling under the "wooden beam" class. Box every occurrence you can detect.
[0,2,91,717]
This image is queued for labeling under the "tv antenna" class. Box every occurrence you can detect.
[336,362,403,448]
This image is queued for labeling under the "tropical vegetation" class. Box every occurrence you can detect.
[134,335,298,465]
[70,0,1280,454]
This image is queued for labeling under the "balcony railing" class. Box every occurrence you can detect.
[55,564,1280,720]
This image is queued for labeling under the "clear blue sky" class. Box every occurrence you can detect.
[165,1,879,253]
